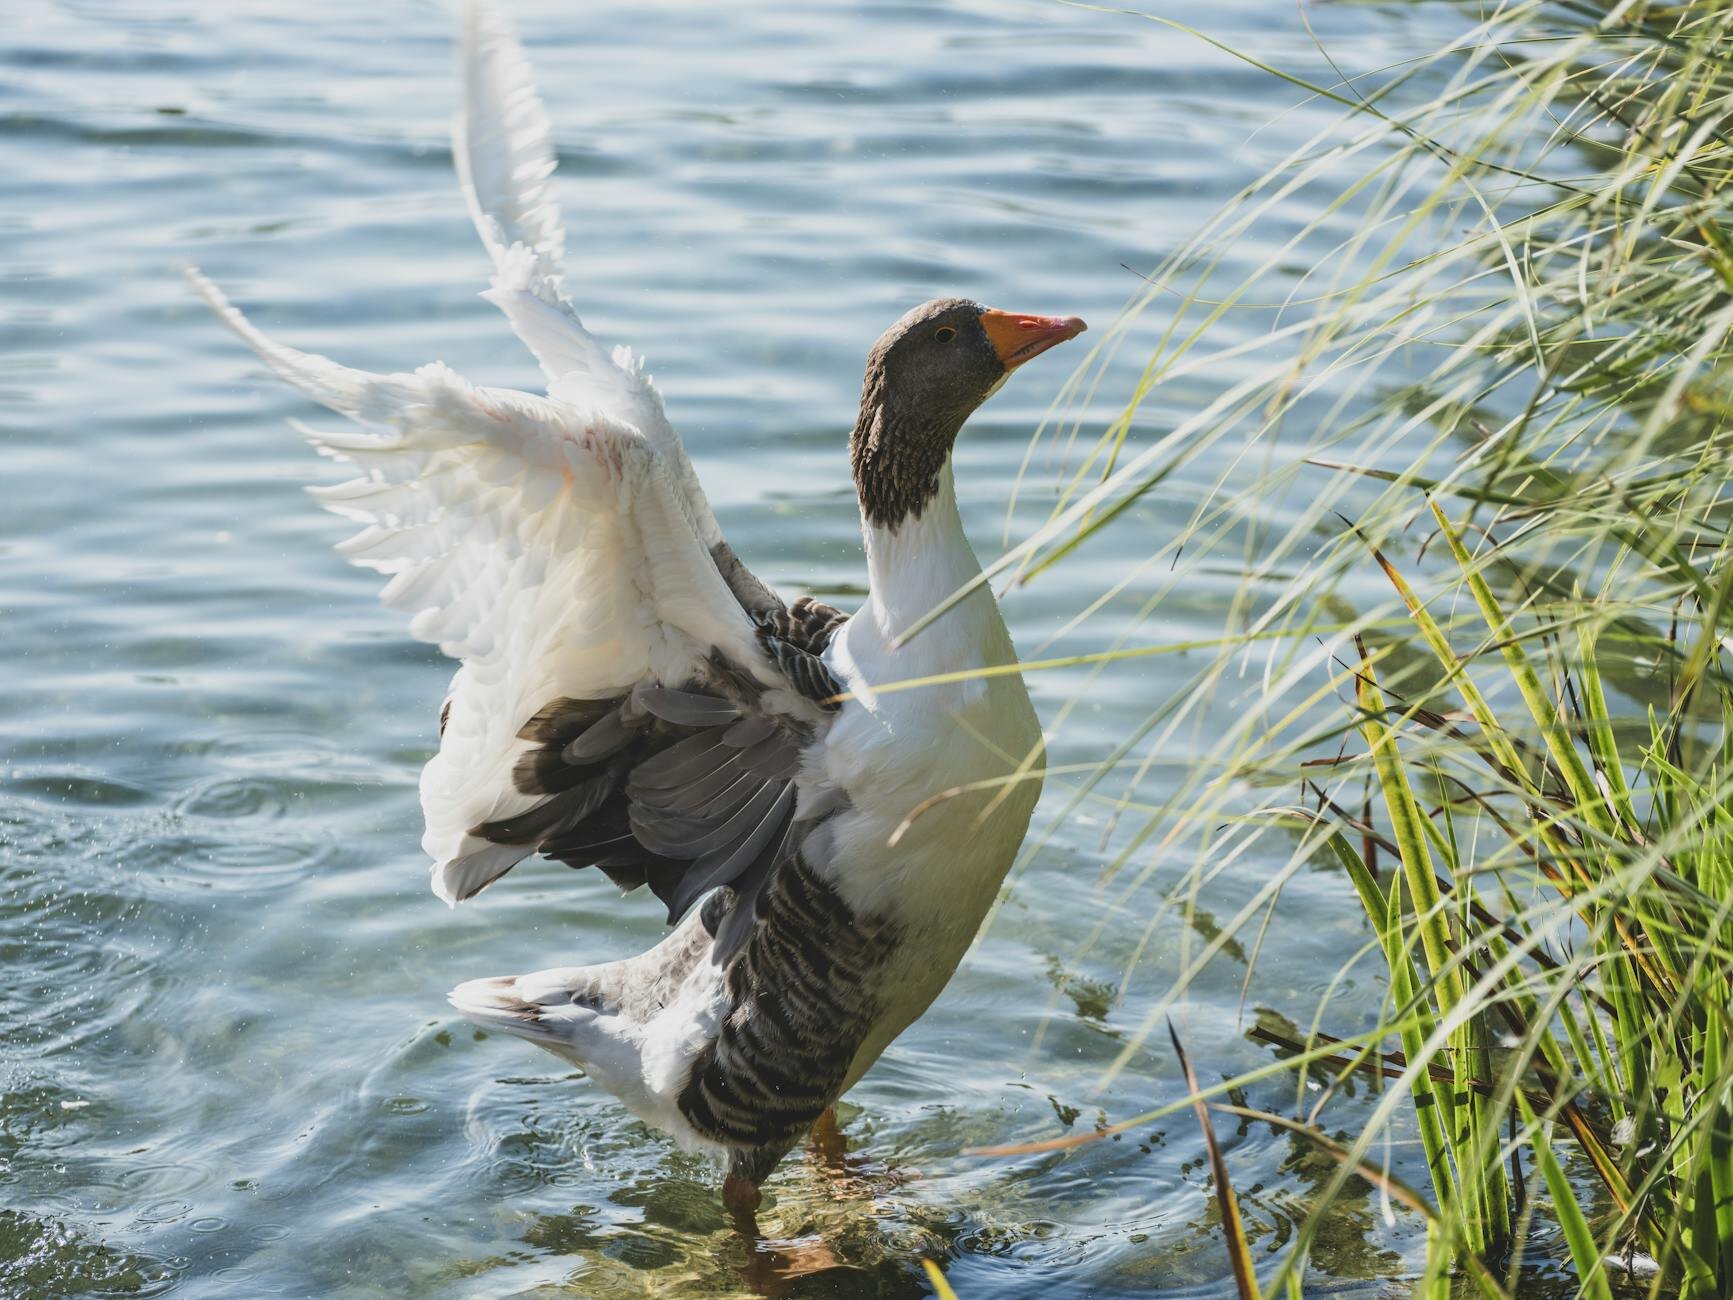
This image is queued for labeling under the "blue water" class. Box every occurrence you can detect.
[2,1,1521,1296]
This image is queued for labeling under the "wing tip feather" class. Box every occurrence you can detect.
[184,265,256,350]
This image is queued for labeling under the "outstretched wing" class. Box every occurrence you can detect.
[189,273,825,912]
[452,0,788,617]
[189,2,851,920]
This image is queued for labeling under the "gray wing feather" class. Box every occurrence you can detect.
[629,732,736,791]
[640,687,743,727]
[562,710,638,763]
[735,732,793,772]
[669,785,798,922]
[630,758,783,855]
[722,715,777,747]
[470,666,821,929]
[663,755,751,812]
[478,765,619,842]
[693,773,763,823]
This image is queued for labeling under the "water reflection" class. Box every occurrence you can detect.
[510,1119,933,1297]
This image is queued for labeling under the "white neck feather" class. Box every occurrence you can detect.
[853,459,1010,685]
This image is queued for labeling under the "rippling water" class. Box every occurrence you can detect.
[2,1,1531,1296]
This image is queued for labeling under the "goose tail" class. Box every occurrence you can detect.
[447,969,596,1052]
[448,918,720,1128]
[448,960,701,1138]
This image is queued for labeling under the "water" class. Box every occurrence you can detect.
[0,1,1544,1296]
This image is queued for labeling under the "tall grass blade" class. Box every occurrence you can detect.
[1169,1021,1261,1300]
[921,1259,961,1300]
[1517,1094,1613,1300]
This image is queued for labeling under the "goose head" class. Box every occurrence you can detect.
[851,298,1085,529]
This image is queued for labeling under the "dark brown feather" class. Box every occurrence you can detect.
[471,666,811,928]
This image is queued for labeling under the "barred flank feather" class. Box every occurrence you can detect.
[678,857,897,1180]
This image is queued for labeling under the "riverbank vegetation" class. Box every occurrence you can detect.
[994,2,1733,1293]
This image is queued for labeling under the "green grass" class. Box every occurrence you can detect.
[1322,509,1733,1293]
[970,0,1733,1293]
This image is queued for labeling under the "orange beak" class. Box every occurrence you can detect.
[980,308,1087,368]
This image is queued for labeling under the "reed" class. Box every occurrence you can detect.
[984,1,1733,1292]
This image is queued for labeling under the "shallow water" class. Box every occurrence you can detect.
[0,1,1581,1296]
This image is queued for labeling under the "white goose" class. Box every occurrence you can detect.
[191,0,1083,1217]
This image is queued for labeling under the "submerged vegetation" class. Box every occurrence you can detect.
[980,0,1733,1294]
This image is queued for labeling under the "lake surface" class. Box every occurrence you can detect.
[2,1,1530,1296]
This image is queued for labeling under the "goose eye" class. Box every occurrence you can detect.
[934,326,957,343]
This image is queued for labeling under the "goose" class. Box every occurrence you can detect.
[189,0,1083,1218]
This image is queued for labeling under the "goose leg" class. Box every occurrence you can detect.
[809,1106,848,1168]
[723,1173,763,1228]
[727,1174,846,1294]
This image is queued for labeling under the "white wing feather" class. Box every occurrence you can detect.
[454,0,726,552]
[187,1,805,909]
[186,270,770,905]
[453,0,564,282]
